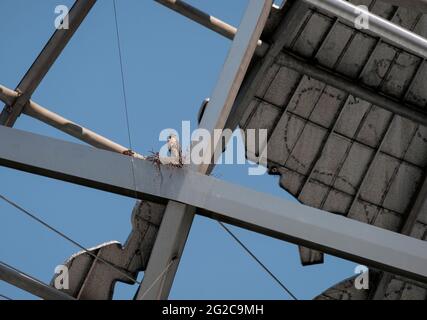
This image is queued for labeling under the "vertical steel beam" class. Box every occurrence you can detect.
[135,0,273,300]
[0,0,97,127]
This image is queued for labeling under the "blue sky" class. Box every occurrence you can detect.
[0,0,356,300]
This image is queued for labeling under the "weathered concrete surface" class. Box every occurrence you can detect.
[51,201,165,300]
[234,0,427,299]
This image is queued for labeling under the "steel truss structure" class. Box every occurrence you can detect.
[0,0,426,300]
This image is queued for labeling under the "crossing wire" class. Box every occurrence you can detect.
[0,193,141,286]
[218,221,298,300]
[0,193,187,300]
[0,0,169,301]
[112,0,139,202]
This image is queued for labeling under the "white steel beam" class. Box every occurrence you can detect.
[0,126,426,283]
[0,0,97,127]
[135,0,274,300]
[154,0,269,56]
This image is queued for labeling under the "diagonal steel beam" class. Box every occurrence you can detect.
[0,125,426,283]
[0,261,75,300]
[0,84,143,158]
[225,0,310,133]
[0,0,97,127]
[154,0,269,56]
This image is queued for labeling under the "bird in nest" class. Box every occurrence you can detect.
[146,134,183,168]
[165,134,183,167]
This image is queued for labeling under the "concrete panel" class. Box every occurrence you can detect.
[400,283,427,300]
[263,67,301,106]
[372,208,403,232]
[360,153,400,205]
[267,112,306,165]
[370,0,395,18]
[335,98,371,138]
[348,199,380,224]
[246,101,281,132]
[406,61,427,109]
[299,180,329,207]
[410,222,427,239]
[292,13,333,58]
[309,86,346,128]
[382,116,418,159]
[287,76,325,119]
[361,42,398,88]
[383,52,422,98]
[277,167,304,195]
[357,106,393,148]
[405,126,427,167]
[335,33,377,78]
[311,134,350,187]
[334,142,373,195]
[286,122,328,175]
[255,63,281,99]
[383,278,405,299]
[414,14,427,37]
[323,189,353,215]
[383,162,423,213]
[316,23,354,69]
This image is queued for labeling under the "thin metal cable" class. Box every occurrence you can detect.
[218,221,298,300]
[0,193,141,285]
[113,0,133,153]
[112,0,139,201]
[0,293,13,301]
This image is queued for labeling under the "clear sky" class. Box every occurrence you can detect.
[0,0,357,300]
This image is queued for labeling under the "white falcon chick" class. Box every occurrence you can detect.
[166,134,182,166]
